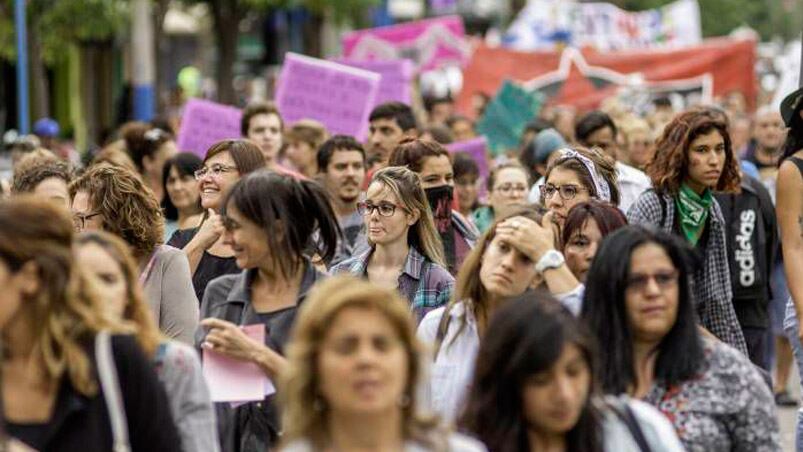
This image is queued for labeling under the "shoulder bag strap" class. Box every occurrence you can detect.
[611,400,652,452]
[95,331,132,452]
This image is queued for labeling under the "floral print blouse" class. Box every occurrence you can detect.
[643,338,780,451]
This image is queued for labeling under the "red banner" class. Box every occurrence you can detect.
[458,37,756,115]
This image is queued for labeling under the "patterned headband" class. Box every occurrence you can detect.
[556,148,612,202]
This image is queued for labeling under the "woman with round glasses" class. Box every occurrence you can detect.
[627,108,747,355]
[167,139,265,302]
[582,226,779,450]
[541,146,620,227]
[471,162,530,234]
[331,166,454,324]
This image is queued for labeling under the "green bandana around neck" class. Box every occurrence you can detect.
[674,183,713,246]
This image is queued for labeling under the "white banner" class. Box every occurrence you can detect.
[503,0,701,52]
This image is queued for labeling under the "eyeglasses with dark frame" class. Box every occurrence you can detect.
[626,270,679,292]
[194,164,238,180]
[357,201,408,217]
[72,212,102,230]
[540,183,589,201]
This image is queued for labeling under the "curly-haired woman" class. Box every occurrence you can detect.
[70,165,199,344]
[627,107,747,355]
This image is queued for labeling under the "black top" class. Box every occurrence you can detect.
[5,335,181,452]
[167,227,240,302]
[197,262,326,452]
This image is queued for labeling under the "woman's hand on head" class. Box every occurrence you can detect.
[495,213,557,263]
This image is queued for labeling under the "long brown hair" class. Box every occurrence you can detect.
[75,231,162,357]
[280,276,444,450]
[0,197,122,396]
[646,107,741,195]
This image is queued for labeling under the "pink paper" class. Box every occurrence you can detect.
[177,99,243,158]
[203,324,273,403]
[333,58,414,107]
[341,15,470,72]
[275,52,380,141]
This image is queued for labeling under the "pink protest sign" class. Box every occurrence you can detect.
[275,53,380,141]
[334,58,414,107]
[447,136,489,181]
[342,15,471,72]
[176,99,242,158]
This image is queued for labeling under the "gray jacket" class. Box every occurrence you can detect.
[155,340,220,452]
[142,245,200,345]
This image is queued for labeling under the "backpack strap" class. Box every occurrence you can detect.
[95,331,132,452]
[431,306,453,361]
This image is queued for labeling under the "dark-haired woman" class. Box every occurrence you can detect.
[167,139,265,302]
[121,121,178,203]
[417,207,581,424]
[197,170,340,452]
[582,226,779,450]
[463,293,683,452]
[777,87,803,449]
[627,107,747,355]
[561,201,627,282]
[162,152,204,240]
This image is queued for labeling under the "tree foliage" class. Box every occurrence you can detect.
[0,0,128,62]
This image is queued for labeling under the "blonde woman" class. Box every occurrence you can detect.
[280,276,486,452]
[0,197,180,451]
[331,166,454,324]
[75,231,219,452]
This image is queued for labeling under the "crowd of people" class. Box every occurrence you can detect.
[0,82,802,452]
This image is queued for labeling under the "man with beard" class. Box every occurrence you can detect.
[317,135,369,266]
[367,102,419,168]
[746,106,788,193]
[389,139,478,275]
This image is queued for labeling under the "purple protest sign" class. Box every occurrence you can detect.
[275,53,380,141]
[176,99,242,158]
[342,15,471,72]
[334,58,414,108]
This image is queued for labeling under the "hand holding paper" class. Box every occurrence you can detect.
[202,323,276,403]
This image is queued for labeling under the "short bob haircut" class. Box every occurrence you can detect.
[580,226,704,394]
[203,139,266,174]
[280,275,442,450]
[646,107,741,195]
[161,152,204,222]
[388,138,451,173]
[461,292,603,452]
[544,146,620,206]
[367,166,446,268]
[221,170,340,280]
[560,201,627,249]
[316,135,366,172]
[69,165,165,260]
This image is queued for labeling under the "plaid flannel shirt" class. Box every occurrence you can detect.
[330,246,455,324]
[627,190,748,355]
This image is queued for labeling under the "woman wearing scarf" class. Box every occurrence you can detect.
[627,107,748,355]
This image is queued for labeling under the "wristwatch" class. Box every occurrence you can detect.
[535,250,565,274]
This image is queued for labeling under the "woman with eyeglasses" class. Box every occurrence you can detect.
[331,166,454,324]
[581,226,779,450]
[167,139,265,302]
[541,146,620,228]
[471,162,531,234]
[418,206,581,425]
[627,108,747,355]
[197,170,339,452]
[70,164,199,344]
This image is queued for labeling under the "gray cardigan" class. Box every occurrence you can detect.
[143,245,200,345]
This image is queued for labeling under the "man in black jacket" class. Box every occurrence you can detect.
[716,173,778,371]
